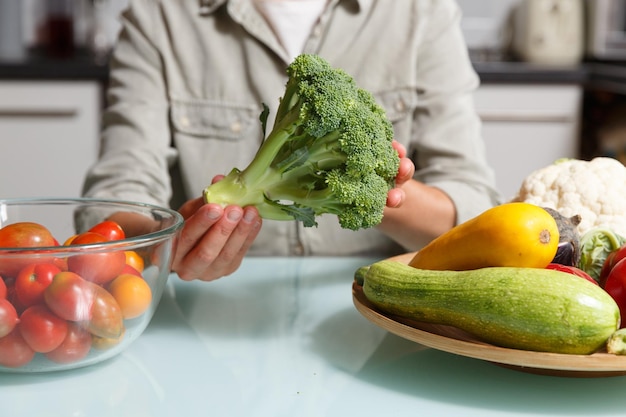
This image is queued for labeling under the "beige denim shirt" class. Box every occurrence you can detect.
[82,0,502,257]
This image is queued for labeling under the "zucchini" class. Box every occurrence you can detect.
[358,260,620,354]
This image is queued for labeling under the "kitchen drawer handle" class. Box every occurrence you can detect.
[0,109,78,118]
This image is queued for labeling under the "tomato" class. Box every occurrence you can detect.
[0,326,35,368]
[0,298,19,338]
[19,304,69,353]
[88,220,126,242]
[125,250,144,272]
[120,264,142,277]
[84,285,124,339]
[107,273,152,319]
[601,245,626,287]
[0,222,57,248]
[66,232,126,285]
[52,256,69,272]
[92,328,125,351]
[14,262,62,307]
[44,322,92,364]
[605,258,626,328]
[44,271,95,322]
[4,279,25,315]
[63,234,78,246]
[0,222,59,278]
[546,263,598,285]
[0,276,6,299]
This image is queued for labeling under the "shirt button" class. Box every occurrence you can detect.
[394,99,406,112]
[180,116,190,127]
[231,121,242,133]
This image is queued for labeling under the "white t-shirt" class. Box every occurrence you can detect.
[253,0,328,62]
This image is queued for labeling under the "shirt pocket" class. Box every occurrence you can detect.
[373,88,418,123]
[170,97,260,140]
[373,88,419,148]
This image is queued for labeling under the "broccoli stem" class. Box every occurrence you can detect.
[202,90,307,220]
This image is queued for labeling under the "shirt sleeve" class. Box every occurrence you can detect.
[81,0,176,208]
[411,0,503,224]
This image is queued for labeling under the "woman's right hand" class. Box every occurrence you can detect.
[172,197,262,281]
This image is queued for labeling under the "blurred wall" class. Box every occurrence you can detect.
[456,0,520,50]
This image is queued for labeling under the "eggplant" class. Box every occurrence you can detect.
[542,207,581,266]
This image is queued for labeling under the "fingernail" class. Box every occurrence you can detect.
[243,210,256,223]
[227,210,242,221]
[207,207,222,220]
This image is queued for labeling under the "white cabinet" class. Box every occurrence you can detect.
[0,81,101,199]
[474,84,582,200]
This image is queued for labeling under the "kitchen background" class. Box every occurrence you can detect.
[0,0,625,204]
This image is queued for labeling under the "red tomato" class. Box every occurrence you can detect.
[14,262,62,307]
[605,258,626,328]
[19,304,69,353]
[0,222,59,278]
[546,263,598,285]
[601,245,626,287]
[0,298,19,338]
[45,322,92,364]
[44,271,95,322]
[5,278,26,315]
[0,326,35,368]
[66,232,126,285]
[88,220,126,242]
[0,276,6,299]
[0,222,57,248]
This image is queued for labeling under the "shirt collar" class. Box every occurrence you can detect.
[197,0,371,16]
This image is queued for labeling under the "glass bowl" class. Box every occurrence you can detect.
[0,197,183,372]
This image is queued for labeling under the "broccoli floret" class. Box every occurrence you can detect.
[202,54,399,230]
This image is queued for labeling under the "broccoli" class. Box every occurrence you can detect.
[202,54,399,230]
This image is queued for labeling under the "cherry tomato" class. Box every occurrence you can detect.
[19,304,69,353]
[66,232,126,285]
[44,271,95,322]
[0,222,59,278]
[605,258,626,328]
[0,298,19,338]
[125,250,144,272]
[14,262,62,307]
[0,276,6,299]
[0,326,35,368]
[63,234,78,246]
[546,263,598,285]
[107,273,152,319]
[88,220,126,242]
[120,264,142,278]
[44,322,92,364]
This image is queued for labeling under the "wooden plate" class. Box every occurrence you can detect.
[352,253,626,378]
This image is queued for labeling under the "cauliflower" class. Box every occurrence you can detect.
[512,157,626,237]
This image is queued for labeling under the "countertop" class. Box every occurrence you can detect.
[0,51,109,81]
[0,52,591,85]
[2,256,626,417]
